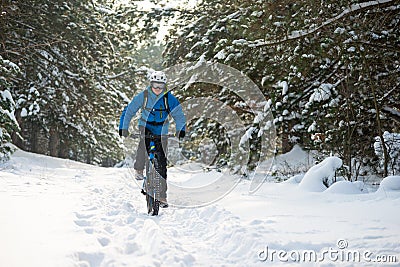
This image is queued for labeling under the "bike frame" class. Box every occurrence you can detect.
[129,133,175,215]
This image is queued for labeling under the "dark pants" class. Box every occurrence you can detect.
[134,127,168,199]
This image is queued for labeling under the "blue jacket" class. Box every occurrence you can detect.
[119,86,186,135]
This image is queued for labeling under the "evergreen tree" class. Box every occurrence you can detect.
[1,0,166,165]
[165,0,400,176]
[0,57,20,160]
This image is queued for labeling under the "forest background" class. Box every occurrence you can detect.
[1,0,399,180]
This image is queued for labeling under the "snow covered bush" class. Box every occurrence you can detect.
[299,156,342,192]
[324,180,363,194]
[269,145,315,181]
[377,176,400,192]
[374,132,400,175]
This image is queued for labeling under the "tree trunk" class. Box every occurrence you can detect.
[363,52,389,178]
[281,124,292,154]
[371,86,389,178]
[59,138,69,159]
[11,111,25,149]
[29,122,38,153]
[49,126,60,157]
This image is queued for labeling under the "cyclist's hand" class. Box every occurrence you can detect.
[177,130,185,140]
[120,129,129,137]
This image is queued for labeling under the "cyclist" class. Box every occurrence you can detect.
[119,71,186,207]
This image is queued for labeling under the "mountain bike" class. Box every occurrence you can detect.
[130,133,174,216]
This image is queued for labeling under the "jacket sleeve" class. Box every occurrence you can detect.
[119,106,127,130]
[169,94,186,132]
[122,92,144,130]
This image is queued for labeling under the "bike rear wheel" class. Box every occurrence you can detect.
[145,192,153,215]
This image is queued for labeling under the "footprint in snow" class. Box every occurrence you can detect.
[107,210,120,216]
[75,212,94,219]
[74,220,91,227]
[126,216,136,224]
[125,242,140,254]
[76,252,104,267]
[84,228,94,234]
[97,237,111,247]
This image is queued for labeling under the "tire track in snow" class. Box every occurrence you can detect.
[71,170,202,266]
[70,169,279,266]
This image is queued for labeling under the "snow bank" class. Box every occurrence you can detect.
[3,146,92,171]
[378,176,400,192]
[299,157,342,192]
[324,180,363,194]
[352,181,369,193]
[283,174,304,184]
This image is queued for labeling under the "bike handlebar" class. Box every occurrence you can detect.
[128,133,177,139]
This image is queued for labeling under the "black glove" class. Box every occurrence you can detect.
[119,129,129,137]
[177,130,185,139]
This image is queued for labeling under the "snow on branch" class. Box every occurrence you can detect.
[382,106,400,122]
[248,0,395,47]
[105,66,150,80]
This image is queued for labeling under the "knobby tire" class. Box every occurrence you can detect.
[146,156,161,216]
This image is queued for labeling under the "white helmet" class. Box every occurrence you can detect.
[149,71,167,83]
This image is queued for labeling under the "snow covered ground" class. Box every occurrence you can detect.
[1,148,399,266]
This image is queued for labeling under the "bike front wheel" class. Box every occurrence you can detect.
[146,157,161,216]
